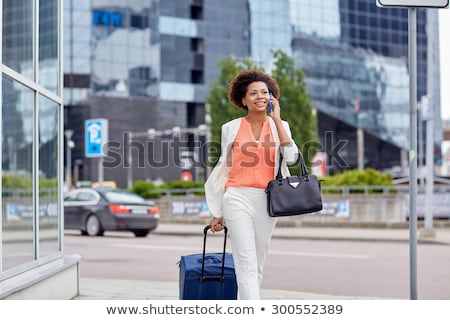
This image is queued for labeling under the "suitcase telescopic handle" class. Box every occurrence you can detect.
[201,225,228,282]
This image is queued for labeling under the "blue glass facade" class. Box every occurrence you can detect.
[248,0,440,171]
[63,0,441,185]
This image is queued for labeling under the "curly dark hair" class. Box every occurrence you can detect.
[228,70,280,110]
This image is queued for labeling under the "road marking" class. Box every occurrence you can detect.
[111,244,370,259]
[112,243,224,252]
[269,250,370,259]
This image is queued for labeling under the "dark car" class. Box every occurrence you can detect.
[64,188,159,237]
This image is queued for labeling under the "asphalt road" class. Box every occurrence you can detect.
[64,230,450,299]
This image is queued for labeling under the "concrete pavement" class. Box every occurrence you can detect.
[73,222,450,300]
[75,278,375,300]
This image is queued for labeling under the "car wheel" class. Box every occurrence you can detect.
[133,230,150,237]
[86,214,104,236]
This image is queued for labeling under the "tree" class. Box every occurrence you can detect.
[271,49,319,164]
[205,51,319,168]
[205,58,261,162]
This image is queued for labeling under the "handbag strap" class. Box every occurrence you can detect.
[275,153,284,180]
[275,150,309,179]
[298,151,309,176]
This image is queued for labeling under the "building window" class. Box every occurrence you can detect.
[38,95,59,257]
[191,70,204,84]
[2,76,35,271]
[130,14,148,29]
[190,5,203,20]
[2,0,33,80]
[191,38,204,53]
[93,10,123,27]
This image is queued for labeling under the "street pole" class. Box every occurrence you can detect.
[64,129,74,190]
[98,156,104,187]
[357,127,364,170]
[67,140,72,187]
[418,104,424,190]
[408,8,418,300]
[424,98,434,231]
[127,132,133,189]
[197,124,207,182]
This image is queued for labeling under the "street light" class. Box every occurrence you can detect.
[147,128,156,139]
[195,124,207,182]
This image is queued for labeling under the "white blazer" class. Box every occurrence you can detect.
[204,117,299,218]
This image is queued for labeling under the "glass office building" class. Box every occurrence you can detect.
[63,0,442,185]
[249,0,441,172]
[1,0,79,299]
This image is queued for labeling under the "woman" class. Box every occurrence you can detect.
[204,69,299,299]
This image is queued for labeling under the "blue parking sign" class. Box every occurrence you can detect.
[85,119,108,157]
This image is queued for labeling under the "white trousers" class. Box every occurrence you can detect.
[223,186,278,300]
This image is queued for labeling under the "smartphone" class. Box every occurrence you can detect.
[268,92,273,112]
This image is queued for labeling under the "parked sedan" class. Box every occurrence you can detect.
[64,188,159,237]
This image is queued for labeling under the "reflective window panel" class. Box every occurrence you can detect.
[38,94,60,258]
[2,0,34,80]
[39,0,60,94]
[2,75,35,271]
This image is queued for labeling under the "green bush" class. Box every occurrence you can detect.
[131,168,396,198]
[320,168,394,194]
[130,180,164,198]
[159,180,203,189]
[167,180,203,189]
[131,180,205,198]
[39,177,57,189]
[321,168,392,186]
[2,174,58,197]
[2,174,32,190]
[159,180,205,195]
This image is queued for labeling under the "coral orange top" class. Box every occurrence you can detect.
[225,118,276,189]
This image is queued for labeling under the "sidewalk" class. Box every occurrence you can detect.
[153,222,450,245]
[75,278,374,300]
[73,222,450,300]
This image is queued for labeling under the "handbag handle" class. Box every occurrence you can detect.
[201,225,228,282]
[275,151,309,180]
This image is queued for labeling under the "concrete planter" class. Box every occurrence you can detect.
[154,193,408,226]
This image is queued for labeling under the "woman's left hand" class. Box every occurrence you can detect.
[209,217,224,233]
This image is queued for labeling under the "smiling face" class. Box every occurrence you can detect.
[242,81,270,113]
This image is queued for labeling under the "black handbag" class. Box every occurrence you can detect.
[265,152,323,217]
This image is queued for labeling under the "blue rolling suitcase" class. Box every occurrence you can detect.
[179,225,238,300]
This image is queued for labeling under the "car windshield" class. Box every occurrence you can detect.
[103,191,146,204]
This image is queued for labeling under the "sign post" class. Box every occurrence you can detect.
[85,118,108,186]
[376,0,448,300]
[377,0,448,7]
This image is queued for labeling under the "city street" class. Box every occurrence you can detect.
[64,229,450,300]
